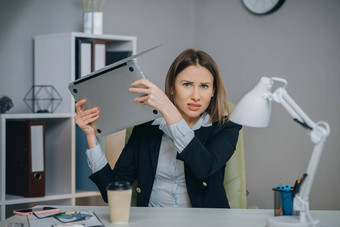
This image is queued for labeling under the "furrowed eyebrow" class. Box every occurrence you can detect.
[180,80,212,85]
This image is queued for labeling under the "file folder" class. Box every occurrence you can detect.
[92,39,106,71]
[76,38,92,79]
[6,121,46,197]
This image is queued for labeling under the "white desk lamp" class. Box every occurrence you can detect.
[230,77,330,227]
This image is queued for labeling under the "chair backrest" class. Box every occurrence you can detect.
[223,103,247,208]
[105,103,247,208]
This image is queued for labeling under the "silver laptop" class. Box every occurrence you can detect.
[68,45,162,137]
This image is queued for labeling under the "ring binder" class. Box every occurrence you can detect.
[6,120,46,197]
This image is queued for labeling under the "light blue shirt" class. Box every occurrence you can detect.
[86,113,212,207]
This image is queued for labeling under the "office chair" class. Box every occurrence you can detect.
[223,102,247,209]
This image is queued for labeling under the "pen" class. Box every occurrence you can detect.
[300,173,307,185]
[279,180,282,190]
[293,173,308,197]
[292,177,299,196]
[275,207,282,216]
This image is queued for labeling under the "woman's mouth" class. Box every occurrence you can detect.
[187,103,201,111]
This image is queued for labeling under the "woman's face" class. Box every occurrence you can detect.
[173,65,214,127]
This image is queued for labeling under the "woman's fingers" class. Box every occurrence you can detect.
[75,99,99,114]
[74,99,99,136]
[134,95,149,103]
[129,86,150,94]
[82,107,99,116]
[129,79,154,95]
[76,112,99,128]
[129,78,175,115]
[131,78,153,87]
[130,78,161,97]
[75,99,86,113]
[79,114,99,126]
[76,108,99,122]
[75,109,97,122]
[74,99,99,129]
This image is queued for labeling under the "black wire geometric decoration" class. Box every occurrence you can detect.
[24,85,62,113]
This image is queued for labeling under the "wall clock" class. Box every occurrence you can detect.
[241,0,285,15]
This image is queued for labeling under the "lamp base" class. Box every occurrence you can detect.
[267,216,319,227]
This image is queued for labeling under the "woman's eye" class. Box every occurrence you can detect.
[183,83,191,87]
[201,84,209,88]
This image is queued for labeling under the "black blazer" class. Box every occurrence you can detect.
[90,119,241,208]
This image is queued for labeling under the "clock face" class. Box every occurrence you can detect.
[241,0,285,15]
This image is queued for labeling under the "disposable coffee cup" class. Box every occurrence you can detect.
[107,181,132,223]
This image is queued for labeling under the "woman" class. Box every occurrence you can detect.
[75,49,241,208]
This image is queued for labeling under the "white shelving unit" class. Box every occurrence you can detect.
[0,32,136,220]
[34,32,137,114]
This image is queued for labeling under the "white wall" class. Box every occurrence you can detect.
[0,0,339,210]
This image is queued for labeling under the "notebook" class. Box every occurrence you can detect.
[68,45,162,137]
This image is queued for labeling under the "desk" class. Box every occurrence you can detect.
[1,206,340,227]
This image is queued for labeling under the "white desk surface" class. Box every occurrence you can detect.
[1,206,340,227]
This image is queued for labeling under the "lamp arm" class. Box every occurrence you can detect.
[272,87,316,129]
[272,87,330,143]
[299,140,326,201]
[271,86,330,223]
[293,140,327,224]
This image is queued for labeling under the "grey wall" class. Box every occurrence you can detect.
[1,0,339,210]
[194,0,340,210]
[0,0,195,112]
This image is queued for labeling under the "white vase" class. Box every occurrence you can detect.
[83,12,103,34]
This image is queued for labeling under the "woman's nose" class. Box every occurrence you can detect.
[191,87,200,101]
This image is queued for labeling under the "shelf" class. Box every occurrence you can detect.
[37,32,137,43]
[1,116,74,202]
[2,191,101,205]
[74,191,101,198]
[3,193,74,205]
[0,113,74,120]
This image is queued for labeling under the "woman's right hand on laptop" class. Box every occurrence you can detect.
[75,99,100,148]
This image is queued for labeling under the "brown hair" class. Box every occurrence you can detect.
[165,49,230,124]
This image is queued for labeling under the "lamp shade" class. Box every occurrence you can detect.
[230,77,273,128]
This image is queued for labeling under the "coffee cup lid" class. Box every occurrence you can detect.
[107,181,131,190]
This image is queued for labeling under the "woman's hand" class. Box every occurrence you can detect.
[75,99,99,148]
[129,78,182,126]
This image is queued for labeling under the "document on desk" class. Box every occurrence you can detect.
[27,211,103,227]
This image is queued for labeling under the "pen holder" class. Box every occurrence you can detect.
[273,187,297,216]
